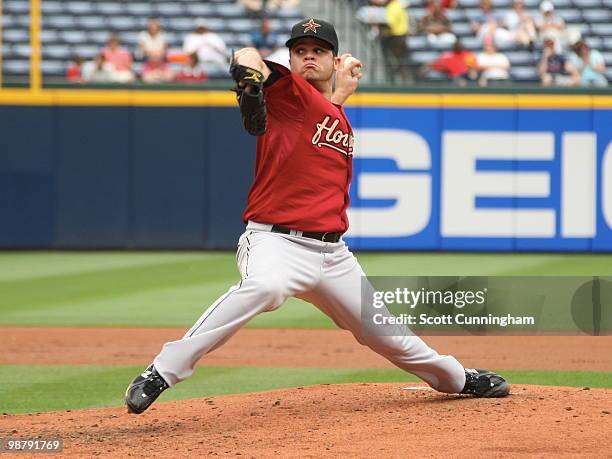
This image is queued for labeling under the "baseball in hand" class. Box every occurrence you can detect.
[344,56,362,76]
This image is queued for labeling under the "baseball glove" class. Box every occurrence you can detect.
[230,54,267,136]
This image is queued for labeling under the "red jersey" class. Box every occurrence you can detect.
[432,50,477,78]
[242,62,353,233]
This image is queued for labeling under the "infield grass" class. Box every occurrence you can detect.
[1,252,612,327]
[0,365,609,414]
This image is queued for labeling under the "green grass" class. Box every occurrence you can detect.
[0,365,609,414]
[1,252,612,327]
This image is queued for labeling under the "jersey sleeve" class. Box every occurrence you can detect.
[262,61,311,123]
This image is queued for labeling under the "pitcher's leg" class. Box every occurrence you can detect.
[154,231,322,386]
[305,247,465,393]
[154,276,285,385]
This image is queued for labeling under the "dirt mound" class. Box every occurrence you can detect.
[3,327,612,371]
[2,384,611,458]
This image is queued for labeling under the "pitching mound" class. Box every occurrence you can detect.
[3,383,611,457]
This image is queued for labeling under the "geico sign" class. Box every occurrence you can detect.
[347,130,612,238]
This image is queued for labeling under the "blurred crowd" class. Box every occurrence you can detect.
[65,1,296,84]
[63,0,607,87]
[356,0,608,86]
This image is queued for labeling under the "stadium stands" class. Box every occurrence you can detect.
[403,0,611,83]
[0,0,610,83]
[1,0,302,80]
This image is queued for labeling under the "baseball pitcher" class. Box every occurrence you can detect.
[125,18,510,415]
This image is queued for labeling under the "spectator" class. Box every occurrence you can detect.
[422,40,478,84]
[538,37,578,86]
[175,52,208,82]
[81,53,115,83]
[138,17,168,62]
[535,1,565,50]
[250,17,279,58]
[183,18,228,78]
[141,54,174,83]
[569,40,608,87]
[65,55,84,82]
[502,0,537,49]
[381,0,413,84]
[471,0,513,48]
[101,33,135,83]
[418,3,456,47]
[477,41,511,86]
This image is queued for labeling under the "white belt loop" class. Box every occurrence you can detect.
[246,221,273,232]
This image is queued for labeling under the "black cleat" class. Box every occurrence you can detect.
[125,364,169,414]
[461,368,510,398]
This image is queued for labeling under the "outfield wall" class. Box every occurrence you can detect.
[0,89,611,251]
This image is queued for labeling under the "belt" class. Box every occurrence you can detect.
[271,224,342,243]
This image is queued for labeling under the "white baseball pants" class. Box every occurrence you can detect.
[154,222,466,393]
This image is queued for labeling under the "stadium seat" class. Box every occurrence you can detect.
[88,31,111,45]
[65,2,93,15]
[506,50,535,65]
[42,60,65,74]
[582,9,612,22]
[185,4,217,16]
[452,22,473,37]
[121,31,141,45]
[226,18,259,33]
[215,3,246,17]
[461,36,482,50]
[74,45,99,59]
[220,32,252,48]
[3,29,29,43]
[274,7,302,18]
[95,2,123,16]
[408,35,428,50]
[45,15,77,29]
[0,14,17,28]
[491,0,512,7]
[60,30,89,45]
[522,0,540,6]
[459,0,481,7]
[168,17,196,32]
[591,24,612,36]
[155,3,186,16]
[3,60,29,74]
[557,9,583,23]
[585,35,603,48]
[43,44,72,59]
[2,44,14,59]
[572,0,601,7]
[511,66,539,81]
[76,16,108,30]
[107,17,138,31]
[41,2,64,14]
[41,29,60,43]
[3,0,29,14]
[446,9,466,22]
[12,43,30,58]
[198,17,226,32]
[125,3,153,16]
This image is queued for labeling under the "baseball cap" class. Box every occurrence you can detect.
[194,18,206,28]
[540,1,554,12]
[285,18,339,55]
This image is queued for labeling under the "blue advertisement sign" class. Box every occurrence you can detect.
[344,106,612,252]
